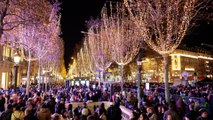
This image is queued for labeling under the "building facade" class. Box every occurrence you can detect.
[0,44,19,89]
[0,44,32,89]
[140,49,213,83]
[170,49,213,81]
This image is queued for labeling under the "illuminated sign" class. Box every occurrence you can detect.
[171,55,181,70]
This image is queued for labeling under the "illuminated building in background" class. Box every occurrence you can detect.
[0,44,38,89]
[170,49,213,81]
[140,48,213,83]
[0,44,20,89]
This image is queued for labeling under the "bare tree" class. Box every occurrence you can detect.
[0,0,55,41]
[86,19,113,87]
[101,2,141,91]
[82,39,95,75]
[1,0,61,95]
[124,0,208,102]
[75,39,95,78]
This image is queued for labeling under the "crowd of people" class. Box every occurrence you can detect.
[0,84,122,120]
[123,84,213,120]
[0,82,212,120]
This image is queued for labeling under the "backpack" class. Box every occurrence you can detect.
[13,113,21,120]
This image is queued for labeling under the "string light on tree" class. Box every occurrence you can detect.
[124,0,208,103]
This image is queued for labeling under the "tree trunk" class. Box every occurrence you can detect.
[42,73,45,92]
[120,65,124,92]
[38,58,41,90]
[45,74,48,92]
[102,69,106,90]
[26,51,31,97]
[98,70,101,88]
[163,55,170,103]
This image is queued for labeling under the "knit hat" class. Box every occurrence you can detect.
[82,108,89,116]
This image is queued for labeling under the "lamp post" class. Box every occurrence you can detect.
[14,49,21,88]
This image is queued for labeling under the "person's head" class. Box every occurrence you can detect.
[83,102,87,108]
[166,114,173,120]
[188,103,194,111]
[68,104,72,111]
[14,103,21,111]
[146,107,155,114]
[100,103,105,109]
[201,110,208,118]
[158,105,164,113]
[53,114,60,120]
[138,114,145,120]
[36,92,41,97]
[7,104,13,110]
[60,98,65,104]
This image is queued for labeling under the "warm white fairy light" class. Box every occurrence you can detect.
[124,0,204,102]
[101,2,141,66]
[87,21,113,72]
[124,0,199,56]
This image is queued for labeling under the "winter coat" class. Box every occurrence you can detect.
[37,108,51,120]
[11,110,25,120]
[0,109,13,120]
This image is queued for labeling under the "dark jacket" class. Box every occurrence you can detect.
[0,109,13,120]
[163,110,181,120]
[106,105,122,120]
[24,109,37,120]
[37,108,51,120]
[0,97,5,112]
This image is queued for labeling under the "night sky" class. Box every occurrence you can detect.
[60,0,106,70]
[60,0,213,70]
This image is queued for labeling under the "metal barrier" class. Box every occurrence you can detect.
[120,105,133,120]
[65,101,133,120]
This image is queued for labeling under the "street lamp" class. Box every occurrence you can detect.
[14,49,21,88]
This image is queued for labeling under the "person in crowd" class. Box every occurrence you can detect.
[47,95,56,114]
[130,109,140,120]
[98,107,107,120]
[52,113,61,120]
[11,103,25,120]
[67,104,73,119]
[176,97,187,118]
[37,103,51,120]
[184,103,198,120]
[34,92,41,106]
[196,109,209,120]
[81,103,91,120]
[0,93,5,113]
[106,96,122,120]
[55,98,66,114]
[146,106,158,120]
[163,103,181,120]
[24,102,36,120]
[166,114,173,120]
[0,104,13,120]
[73,106,81,120]
[157,105,165,120]
[61,109,69,120]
